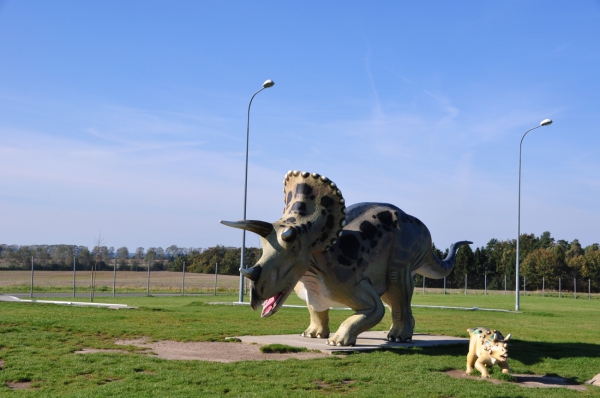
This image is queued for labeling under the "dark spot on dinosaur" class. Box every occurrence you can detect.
[392,220,398,228]
[359,221,378,241]
[286,191,292,205]
[372,215,376,219]
[295,183,313,197]
[357,257,363,266]
[325,215,334,229]
[333,266,353,283]
[310,195,315,200]
[382,225,391,232]
[338,234,360,260]
[377,211,394,227]
[301,224,307,233]
[408,217,413,224]
[321,226,326,233]
[352,267,356,272]
[321,209,326,215]
[394,211,398,216]
[320,232,328,243]
[370,240,378,248]
[326,262,332,267]
[291,202,306,213]
[286,217,296,223]
[307,221,312,229]
[320,196,334,208]
[329,246,335,252]
[414,217,423,225]
[337,256,352,266]
[377,231,382,238]
[400,213,408,222]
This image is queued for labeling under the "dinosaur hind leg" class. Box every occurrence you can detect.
[326,279,384,347]
[381,266,414,343]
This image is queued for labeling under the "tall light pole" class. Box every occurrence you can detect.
[516,118,552,311]
[239,79,275,303]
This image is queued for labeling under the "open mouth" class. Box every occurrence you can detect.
[261,289,288,318]
[500,355,508,361]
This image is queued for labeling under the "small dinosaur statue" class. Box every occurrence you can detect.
[221,170,471,346]
[466,327,511,378]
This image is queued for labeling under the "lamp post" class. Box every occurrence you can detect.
[516,118,552,311]
[239,79,275,303]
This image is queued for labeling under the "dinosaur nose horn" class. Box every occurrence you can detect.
[220,220,273,238]
[240,265,262,282]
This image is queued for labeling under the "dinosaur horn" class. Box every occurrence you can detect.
[220,220,273,237]
[240,265,262,282]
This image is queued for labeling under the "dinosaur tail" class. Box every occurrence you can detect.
[414,240,472,279]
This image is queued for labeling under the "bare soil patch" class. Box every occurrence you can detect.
[444,369,587,391]
[0,271,240,291]
[114,338,329,362]
[6,381,32,390]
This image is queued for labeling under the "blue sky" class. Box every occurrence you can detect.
[1,1,599,251]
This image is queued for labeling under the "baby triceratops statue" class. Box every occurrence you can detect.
[466,327,511,378]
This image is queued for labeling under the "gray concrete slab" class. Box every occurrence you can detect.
[238,331,468,353]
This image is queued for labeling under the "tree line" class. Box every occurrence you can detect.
[2,231,599,291]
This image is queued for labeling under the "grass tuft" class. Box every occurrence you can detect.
[259,344,308,354]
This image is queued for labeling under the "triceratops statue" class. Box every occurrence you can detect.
[221,170,471,346]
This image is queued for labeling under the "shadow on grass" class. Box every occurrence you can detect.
[372,339,600,366]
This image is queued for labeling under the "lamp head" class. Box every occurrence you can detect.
[540,119,553,126]
[262,80,275,88]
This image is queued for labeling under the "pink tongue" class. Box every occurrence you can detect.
[262,293,281,316]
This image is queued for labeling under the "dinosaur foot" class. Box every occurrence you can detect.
[301,331,329,339]
[325,334,356,347]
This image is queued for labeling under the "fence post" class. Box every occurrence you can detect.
[464,274,467,295]
[504,275,507,295]
[214,263,219,296]
[484,274,487,295]
[422,277,425,294]
[542,277,545,297]
[559,278,561,298]
[182,260,186,296]
[73,255,76,298]
[574,278,576,299]
[113,258,116,298]
[524,276,526,296]
[147,261,150,297]
[30,256,34,298]
[443,277,446,295]
[589,279,591,300]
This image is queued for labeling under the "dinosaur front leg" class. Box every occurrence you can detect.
[381,267,414,342]
[326,279,384,347]
[301,307,330,338]
[475,360,490,378]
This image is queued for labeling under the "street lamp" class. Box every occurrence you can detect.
[239,79,275,303]
[516,118,552,311]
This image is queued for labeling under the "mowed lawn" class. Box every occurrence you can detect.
[1,292,600,397]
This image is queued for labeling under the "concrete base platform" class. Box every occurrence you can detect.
[238,331,468,353]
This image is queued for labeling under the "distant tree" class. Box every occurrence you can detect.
[117,246,129,270]
[584,243,599,254]
[452,245,475,288]
[521,248,567,289]
[538,231,555,249]
[566,239,585,259]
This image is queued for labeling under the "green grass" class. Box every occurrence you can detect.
[260,344,309,354]
[1,293,599,396]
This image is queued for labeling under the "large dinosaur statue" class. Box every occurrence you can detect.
[221,170,471,346]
